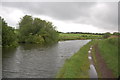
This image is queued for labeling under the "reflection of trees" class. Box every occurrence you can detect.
[19,43,58,50]
[19,44,44,50]
[2,47,17,58]
[0,47,1,58]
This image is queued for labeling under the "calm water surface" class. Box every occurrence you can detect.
[0,47,2,79]
[3,40,90,78]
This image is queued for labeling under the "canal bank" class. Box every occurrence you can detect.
[56,40,92,78]
[57,37,118,78]
[89,38,118,78]
[92,44,115,78]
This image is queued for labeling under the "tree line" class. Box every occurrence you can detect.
[65,32,104,35]
[59,32,120,36]
[1,15,59,47]
[1,15,119,47]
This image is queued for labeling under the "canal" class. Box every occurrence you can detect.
[2,40,90,78]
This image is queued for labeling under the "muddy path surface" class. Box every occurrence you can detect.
[94,44,114,78]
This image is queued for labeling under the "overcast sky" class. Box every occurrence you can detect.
[0,1,118,33]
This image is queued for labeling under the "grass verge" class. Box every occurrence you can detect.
[56,37,119,78]
[97,37,119,77]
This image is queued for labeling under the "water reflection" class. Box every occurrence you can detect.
[0,47,2,79]
[3,40,90,78]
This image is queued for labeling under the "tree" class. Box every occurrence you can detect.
[113,32,120,36]
[41,21,58,44]
[1,17,17,47]
[19,15,33,36]
[0,17,2,45]
[19,15,58,44]
[103,32,111,38]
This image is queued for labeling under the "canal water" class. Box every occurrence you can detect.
[2,40,90,78]
[0,47,2,79]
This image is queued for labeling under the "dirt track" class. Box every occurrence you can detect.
[94,44,114,78]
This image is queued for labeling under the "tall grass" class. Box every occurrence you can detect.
[56,37,119,78]
[98,37,119,77]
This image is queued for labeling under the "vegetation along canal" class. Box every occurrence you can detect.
[3,40,90,78]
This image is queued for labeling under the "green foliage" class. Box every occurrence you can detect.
[113,32,120,36]
[25,34,44,44]
[19,15,33,36]
[1,17,17,47]
[19,15,58,44]
[0,17,2,45]
[59,33,103,41]
[103,32,111,38]
[98,37,119,77]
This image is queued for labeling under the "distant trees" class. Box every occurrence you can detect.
[66,32,104,35]
[1,15,58,47]
[103,32,120,39]
[1,17,17,47]
[103,32,111,38]
[113,32,120,36]
[19,15,58,44]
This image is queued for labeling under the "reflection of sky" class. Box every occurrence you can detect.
[3,40,90,78]
[89,64,98,78]
[2,47,22,77]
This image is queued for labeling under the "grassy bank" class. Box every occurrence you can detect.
[97,37,119,77]
[56,40,94,78]
[56,37,119,78]
[59,33,103,41]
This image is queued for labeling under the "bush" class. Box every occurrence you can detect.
[107,38,118,45]
[1,17,18,47]
[19,15,58,44]
[103,32,111,38]
[23,34,44,44]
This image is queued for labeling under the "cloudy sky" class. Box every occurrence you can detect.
[0,1,118,33]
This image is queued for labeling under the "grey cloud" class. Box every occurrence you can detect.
[2,2,118,31]
[93,3,118,30]
[2,2,95,20]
